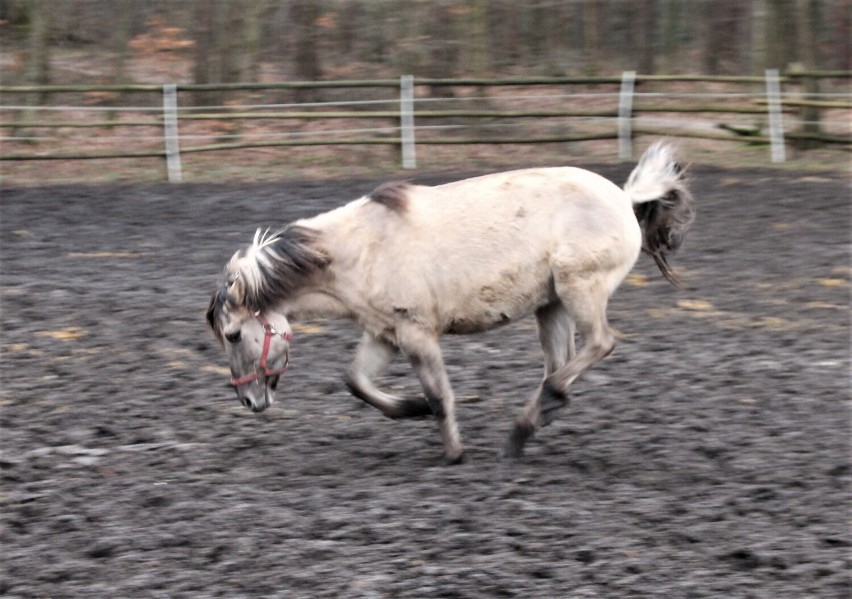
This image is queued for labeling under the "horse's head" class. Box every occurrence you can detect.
[206,273,293,413]
[207,227,328,412]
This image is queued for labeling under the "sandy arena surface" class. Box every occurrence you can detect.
[1,163,849,598]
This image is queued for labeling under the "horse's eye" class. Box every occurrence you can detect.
[225,331,241,344]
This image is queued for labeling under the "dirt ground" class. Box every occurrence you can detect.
[1,163,849,598]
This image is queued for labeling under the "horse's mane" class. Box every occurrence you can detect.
[231,226,330,313]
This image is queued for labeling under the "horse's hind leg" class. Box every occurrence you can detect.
[344,332,432,419]
[535,301,576,425]
[504,284,615,458]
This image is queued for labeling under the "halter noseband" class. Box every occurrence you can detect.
[229,315,293,387]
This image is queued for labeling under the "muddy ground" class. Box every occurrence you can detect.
[1,163,849,598]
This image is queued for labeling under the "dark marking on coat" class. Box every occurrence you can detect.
[369,181,411,213]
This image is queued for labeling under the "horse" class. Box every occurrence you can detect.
[206,142,694,464]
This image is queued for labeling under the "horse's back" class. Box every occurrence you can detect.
[432,166,625,208]
[406,167,638,256]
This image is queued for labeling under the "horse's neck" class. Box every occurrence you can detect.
[283,207,358,320]
[281,289,351,321]
[286,198,384,322]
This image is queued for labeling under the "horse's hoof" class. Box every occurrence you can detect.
[442,451,466,466]
[503,422,534,459]
[501,444,524,460]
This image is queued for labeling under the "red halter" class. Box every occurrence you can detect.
[229,315,293,387]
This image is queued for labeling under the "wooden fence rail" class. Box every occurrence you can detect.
[2,72,850,179]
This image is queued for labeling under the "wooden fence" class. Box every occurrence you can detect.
[2,72,849,181]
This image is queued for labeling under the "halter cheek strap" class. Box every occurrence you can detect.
[229,315,293,387]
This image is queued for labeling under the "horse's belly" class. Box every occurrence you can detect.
[441,267,553,334]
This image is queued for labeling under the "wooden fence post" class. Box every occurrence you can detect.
[765,69,786,163]
[400,74,417,169]
[163,83,183,182]
[618,71,636,159]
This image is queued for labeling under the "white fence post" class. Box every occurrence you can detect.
[618,70,636,160]
[162,83,182,182]
[765,69,786,163]
[400,74,417,169]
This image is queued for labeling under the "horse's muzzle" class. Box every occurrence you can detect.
[238,381,275,413]
[241,396,270,413]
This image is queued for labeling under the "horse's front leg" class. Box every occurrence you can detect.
[398,326,465,465]
[344,332,432,419]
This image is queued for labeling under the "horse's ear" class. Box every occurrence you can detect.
[228,273,246,305]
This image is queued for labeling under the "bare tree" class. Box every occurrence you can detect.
[794,0,823,144]
[638,0,658,73]
[23,0,51,102]
[291,0,323,101]
[193,0,216,104]
[830,0,851,70]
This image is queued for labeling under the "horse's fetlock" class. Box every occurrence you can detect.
[393,398,433,419]
[425,393,446,420]
[542,378,568,402]
[443,449,466,466]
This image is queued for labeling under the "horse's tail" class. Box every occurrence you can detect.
[623,141,695,287]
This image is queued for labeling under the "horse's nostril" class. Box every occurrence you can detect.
[241,398,252,409]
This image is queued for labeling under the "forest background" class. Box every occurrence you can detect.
[3,0,848,88]
[1,0,849,182]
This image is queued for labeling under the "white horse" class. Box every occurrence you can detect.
[207,142,694,463]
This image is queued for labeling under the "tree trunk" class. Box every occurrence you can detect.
[24,0,51,103]
[767,0,798,70]
[467,0,488,77]
[291,0,322,102]
[830,0,851,70]
[662,0,683,73]
[702,1,725,74]
[339,1,360,56]
[638,0,657,74]
[220,0,245,85]
[424,3,459,90]
[582,0,601,74]
[794,0,822,145]
[103,0,136,123]
[193,0,216,105]
[751,0,768,74]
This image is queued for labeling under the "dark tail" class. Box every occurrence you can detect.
[623,141,695,287]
